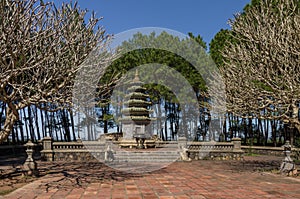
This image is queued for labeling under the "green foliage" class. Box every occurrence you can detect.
[99,31,210,105]
[188,32,207,51]
[210,0,299,69]
[221,0,300,131]
[243,0,300,14]
[0,189,17,196]
[209,29,234,68]
[243,0,261,12]
[252,80,273,92]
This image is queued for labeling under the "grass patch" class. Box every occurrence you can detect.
[245,153,260,157]
[270,169,280,174]
[294,159,300,164]
[0,188,17,196]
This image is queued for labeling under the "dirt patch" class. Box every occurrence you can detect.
[0,173,37,196]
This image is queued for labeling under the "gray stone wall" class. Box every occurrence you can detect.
[40,137,245,162]
[41,137,106,161]
[53,151,104,161]
[188,151,244,161]
[186,138,244,160]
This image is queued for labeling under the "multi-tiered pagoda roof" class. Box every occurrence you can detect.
[121,70,152,125]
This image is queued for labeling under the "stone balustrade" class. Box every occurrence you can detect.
[187,142,234,151]
[186,138,244,160]
[40,137,245,161]
[7,137,300,163]
[41,137,106,161]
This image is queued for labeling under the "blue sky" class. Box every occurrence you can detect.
[52,0,250,46]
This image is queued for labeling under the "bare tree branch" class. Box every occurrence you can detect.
[220,0,300,139]
[0,0,111,142]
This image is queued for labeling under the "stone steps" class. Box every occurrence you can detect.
[113,150,180,163]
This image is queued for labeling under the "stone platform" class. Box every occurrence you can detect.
[1,156,300,199]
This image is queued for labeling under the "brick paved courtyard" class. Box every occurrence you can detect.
[1,156,300,199]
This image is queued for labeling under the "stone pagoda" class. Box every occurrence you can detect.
[120,70,152,148]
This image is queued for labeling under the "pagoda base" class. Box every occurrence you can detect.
[122,123,151,139]
[134,134,148,149]
[117,139,156,149]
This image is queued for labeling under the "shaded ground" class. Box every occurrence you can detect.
[0,155,299,198]
[0,154,29,196]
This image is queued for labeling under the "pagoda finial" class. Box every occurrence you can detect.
[133,69,140,82]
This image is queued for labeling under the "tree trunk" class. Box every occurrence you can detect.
[69,110,76,141]
[0,106,18,143]
[103,107,108,134]
[39,107,45,137]
[264,119,269,146]
[290,105,299,146]
[157,101,163,140]
[28,106,36,142]
[228,113,233,139]
[19,117,25,143]
[271,119,278,147]
[223,115,227,141]
[164,101,168,140]
[34,106,41,141]
[248,118,253,146]
[182,106,188,138]
[243,118,247,145]
[258,118,263,145]
[292,123,300,146]
[62,109,71,141]
[0,102,5,131]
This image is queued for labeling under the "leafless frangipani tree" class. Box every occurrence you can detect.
[0,0,112,142]
[220,0,300,143]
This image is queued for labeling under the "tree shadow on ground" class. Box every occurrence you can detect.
[36,161,146,191]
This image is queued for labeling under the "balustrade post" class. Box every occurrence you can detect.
[22,140,38,176]
[232,137,244,160]
[178,137,191,161]
[41,137,53,161]
[280,141,297,176]
[178,136,187,149]
[232,138,242,152]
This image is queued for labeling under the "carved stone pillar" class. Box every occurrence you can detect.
[23,140,38,176]
[41,137,53,161]
[280,141,297,176]
[232,138,242,152]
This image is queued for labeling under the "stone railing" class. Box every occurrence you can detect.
[186,138,244,160]
[41,137,106,161]
[40,137,244,161]
[188,142,234,151]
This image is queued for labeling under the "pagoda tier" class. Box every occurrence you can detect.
[124,99,151,107]
[120,70,152,126]
[122,107,153,115]
[125,92,149,101]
